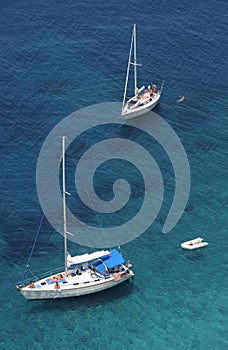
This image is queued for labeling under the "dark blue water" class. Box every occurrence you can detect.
[1,1,227,349]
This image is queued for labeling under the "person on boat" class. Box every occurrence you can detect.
[76,268,81,275]
[55,282,60,289]
[50,276,58,282]
[90,265,96,272]
[113,272,122,281]
[56,274,64,280]
[28,281,35,288]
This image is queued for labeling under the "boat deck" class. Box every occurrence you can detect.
[22,266,126,291]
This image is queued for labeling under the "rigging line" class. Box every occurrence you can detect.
[22,212,45,284]
[21,155,58,284]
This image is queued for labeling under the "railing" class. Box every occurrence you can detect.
[16,266,65,287]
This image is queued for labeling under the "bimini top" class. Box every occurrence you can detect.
[67,250,111,266]
[102,249,125,269]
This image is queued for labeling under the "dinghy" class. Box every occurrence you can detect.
[181,237,208,250]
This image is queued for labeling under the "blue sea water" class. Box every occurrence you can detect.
[0,0,227,349]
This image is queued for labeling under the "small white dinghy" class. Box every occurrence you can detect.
[181,237,208,250]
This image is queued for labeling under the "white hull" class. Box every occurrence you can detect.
[17,268,134,300]
[122,93,160,119]
[181,237,208,250]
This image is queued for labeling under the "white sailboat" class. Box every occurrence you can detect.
[122,24,164,119]
[16,136,134,300]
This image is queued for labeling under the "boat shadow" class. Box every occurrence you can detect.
[182,249,206,261]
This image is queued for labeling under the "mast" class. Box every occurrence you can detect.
[62,136,68,276]
[133,24,137,95]
[122,25,134,112]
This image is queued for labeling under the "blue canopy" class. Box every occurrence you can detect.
[102,249,125,269]
[94,261,107,274]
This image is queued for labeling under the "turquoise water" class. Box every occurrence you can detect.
[0,1,227,349]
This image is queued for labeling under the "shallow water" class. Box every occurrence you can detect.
[0,0,227,349]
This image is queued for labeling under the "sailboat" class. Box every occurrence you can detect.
[16,136,134,300]
[122,24,164,119]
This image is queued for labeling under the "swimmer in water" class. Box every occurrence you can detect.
[177,95,187,103]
